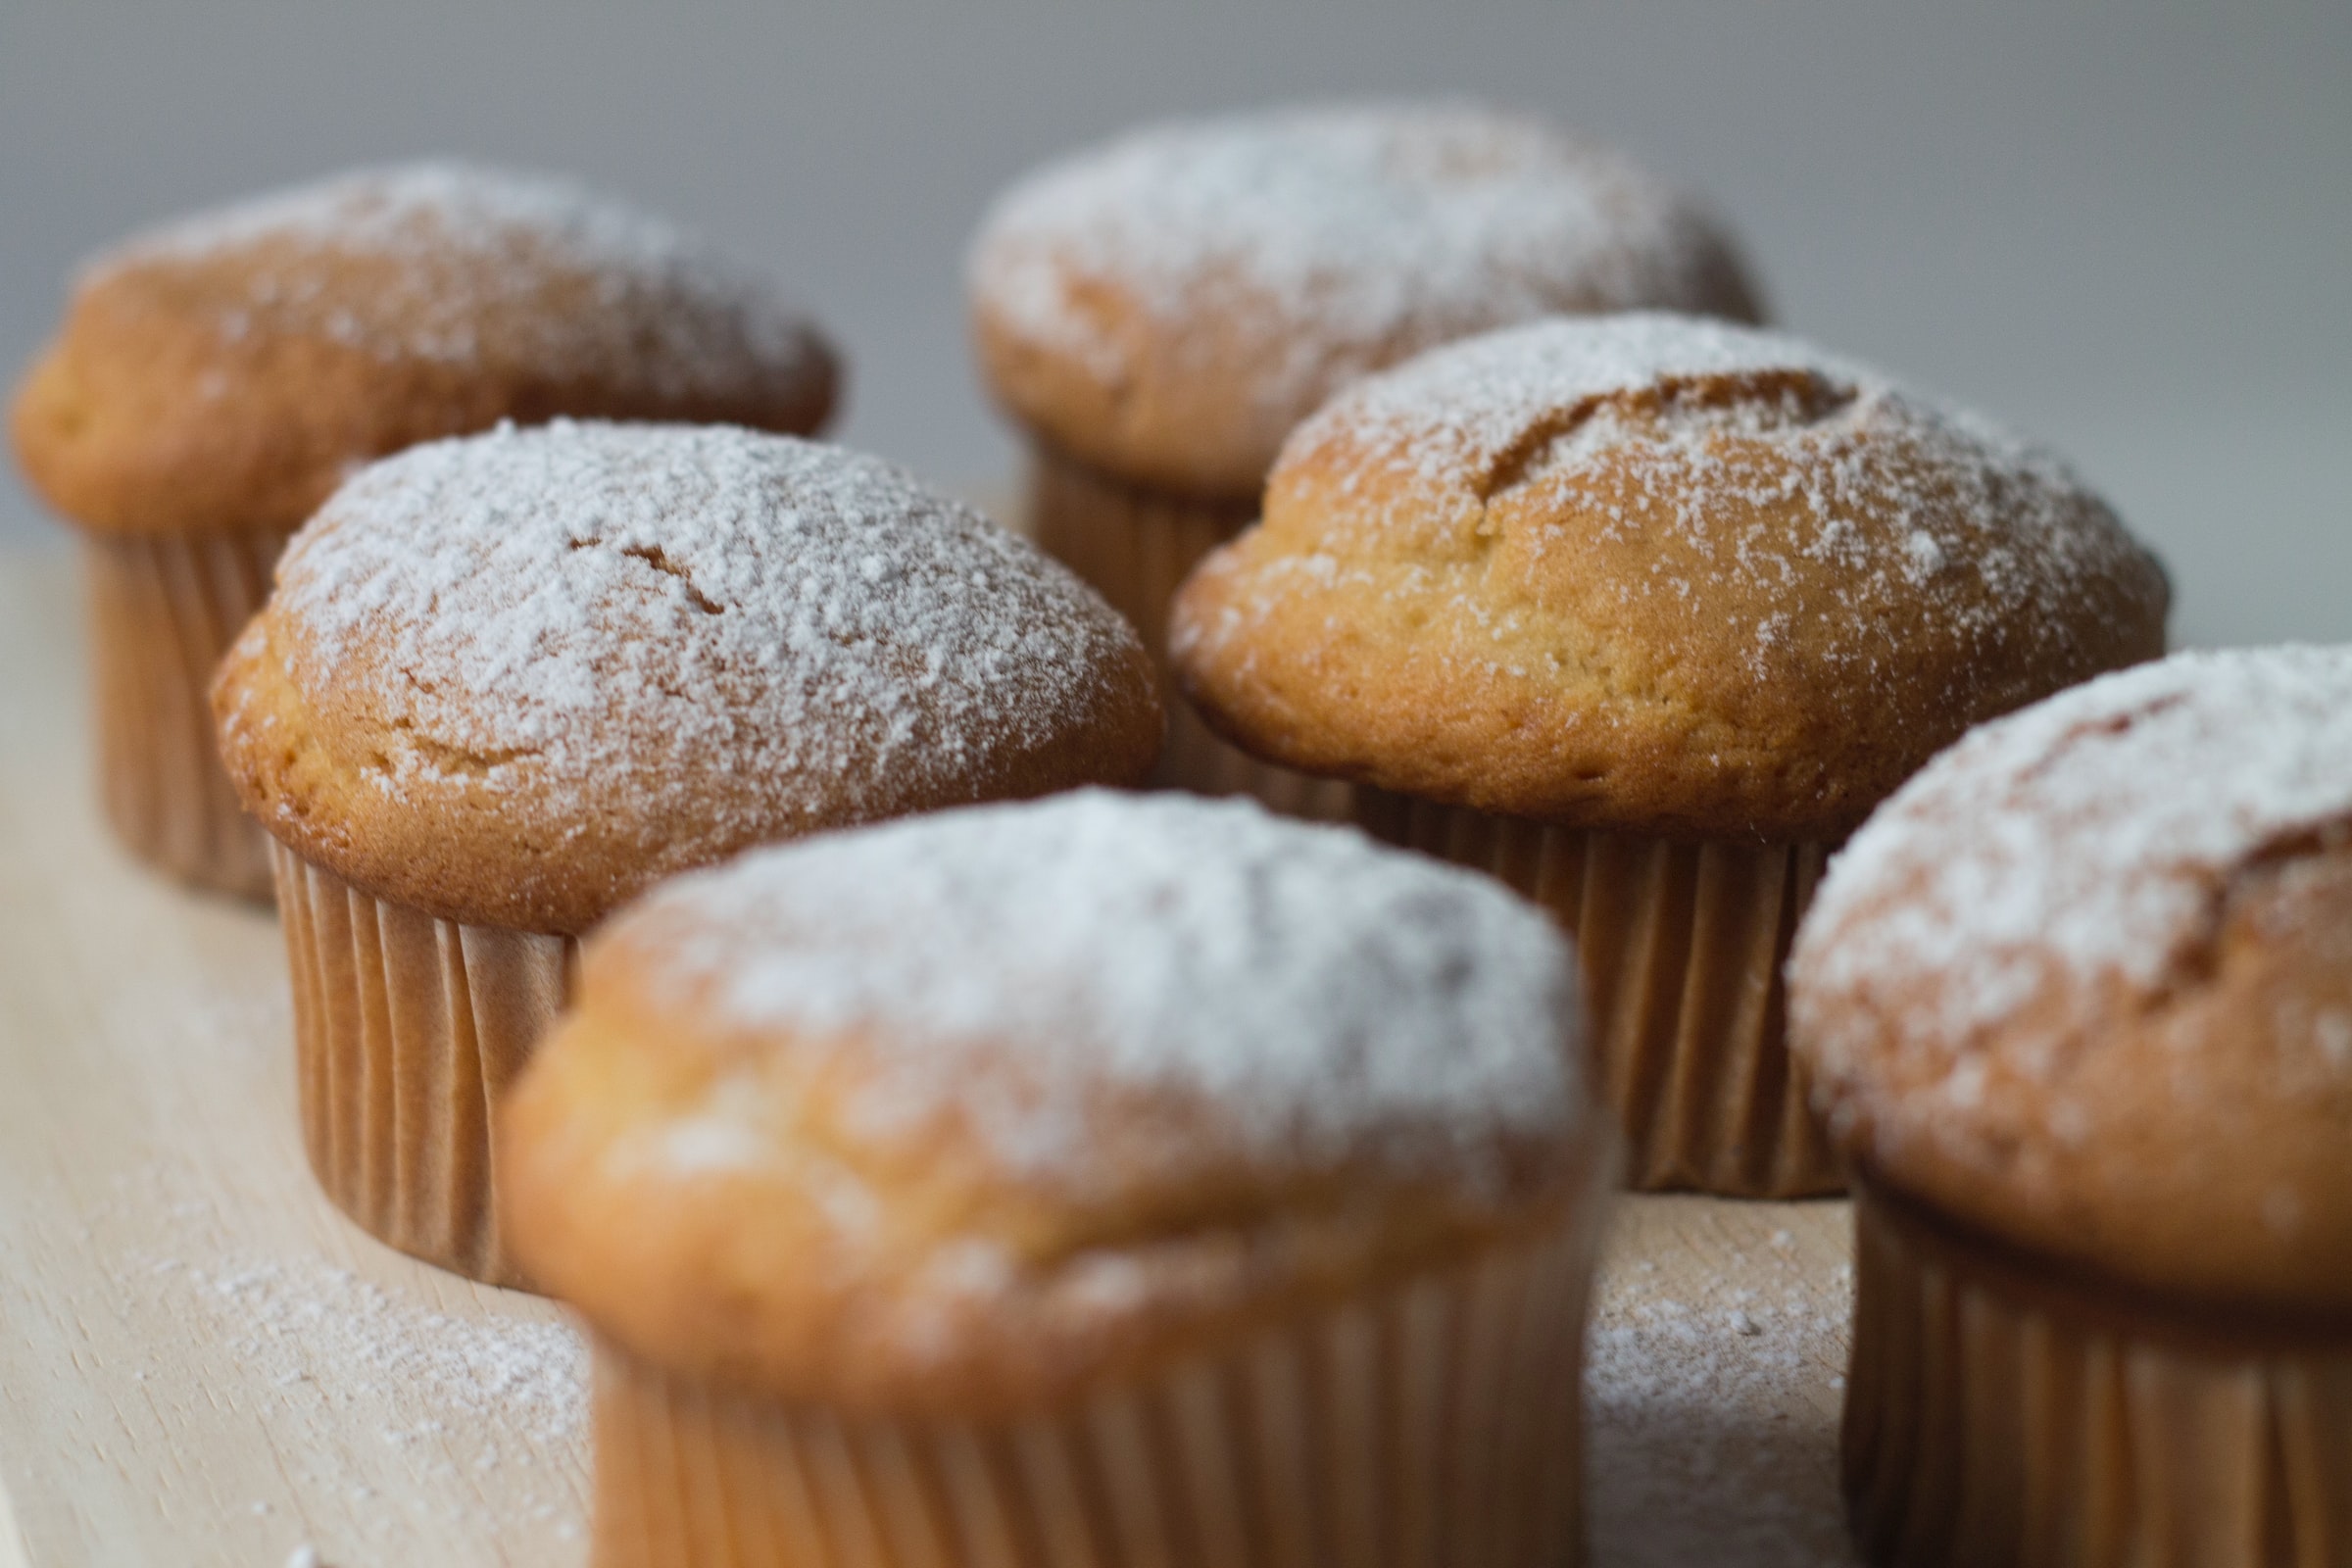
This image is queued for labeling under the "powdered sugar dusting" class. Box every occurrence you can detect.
[1794,646,2352,1083]
[972,104,1750,428]
[160,1253,585,1446]
[91,161,825,397]
[612,791,1585,1185]
[252,421,1145,878]
[1177,313,2165,833]
[1586,1225,1856,1567]
[1290,312,2121,597]
[142,1249,586,1549]
[1299,311,1867,487]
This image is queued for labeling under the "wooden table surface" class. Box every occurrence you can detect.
[0,539,1860,1567]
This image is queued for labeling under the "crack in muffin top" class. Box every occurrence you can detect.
[1788,646,2352,1309]
[214,421,1160,931]
[1171,313,2170,838]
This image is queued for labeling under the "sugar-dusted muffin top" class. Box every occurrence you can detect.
[214,422,1161,933]
[12,162,839,536]
[1790,647,2352,1312]
[500,790,1601,1414]
[1171,313,2170,841]
[969,104,1761,498]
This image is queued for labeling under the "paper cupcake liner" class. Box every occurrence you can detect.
[588,1202,1602,1568]
[82,527,291,897]
[1028,447,1348,815]
[1843,1184,2352,1567]
[272,841,576,1289]
[1027,446,1255,672]
[1352,790,1837,1198]
[1161,720,1362,821]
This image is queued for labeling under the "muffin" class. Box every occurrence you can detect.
[1172,312,2170,1197]
[969,104,1763,803]
[501,790,1611,1568]
[11,161,839,897]
[1789,647,2352,1567]
[213,421,1159,1286]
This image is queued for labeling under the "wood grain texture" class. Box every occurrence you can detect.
[0,540,1860,1567]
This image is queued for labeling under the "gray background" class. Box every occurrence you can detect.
[3,1,2346,647]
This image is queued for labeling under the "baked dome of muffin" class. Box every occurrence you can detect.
[1171,312,2171,841]
[213,421,1160,934]
[500,790,1598,1413]
[1790,646,2352,1312]
[13,162,839,537]
[970,104,1761,498]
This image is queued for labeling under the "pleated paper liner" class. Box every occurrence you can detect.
[1026,447,1253,675]
[1351,789,1838,1198]
[272,841,577,1289]
[1028,447,1348,813]
[83,527,291,898]
[587,1196,1604,1568]
[1843,1183,2352,1568]
[1163,713,1358,822]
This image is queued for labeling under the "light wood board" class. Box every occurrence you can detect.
[0,539,1859,1567]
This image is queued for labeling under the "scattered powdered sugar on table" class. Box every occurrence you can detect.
[154,1253,585,1448]
[1795,646,2352,1077]
[1586,1220,1858,1567]
[262,420,1142,827]
[88,160,824,397]
[972,103,1744,422]
[136,1245,587,1553]
[613,790,1585,1184]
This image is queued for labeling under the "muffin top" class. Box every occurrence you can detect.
[969,104,1761,499]
[1790,647,2352,1314]
[12,162,838,537]
[214,422,1160,934]
[501,790,1598,1414]
[1171,313,2170,841]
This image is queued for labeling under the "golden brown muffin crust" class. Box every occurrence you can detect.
[12,163,838,537]
[213,423,1161,934]
[1171,314,2169,841]
[501,793,1603,1417]
[970,104,1761,498]
[1789,649,2352,1313]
